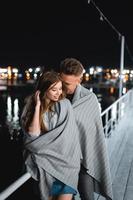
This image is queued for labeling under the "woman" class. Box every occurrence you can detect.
[21,71,81,200]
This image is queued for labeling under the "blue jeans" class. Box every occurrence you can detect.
[50,179,77,196]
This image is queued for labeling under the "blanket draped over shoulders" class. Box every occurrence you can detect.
[22,98,81,200]
[71,85,113,200]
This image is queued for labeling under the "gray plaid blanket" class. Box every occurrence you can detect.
[71,84,113,200]
[22,98,81,200]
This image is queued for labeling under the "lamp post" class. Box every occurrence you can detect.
[119,35,125,98]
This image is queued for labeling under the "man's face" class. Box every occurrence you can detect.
[60,73,81,94]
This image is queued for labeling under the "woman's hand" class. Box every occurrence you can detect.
[35,90,41,107]
[28,90,41,136]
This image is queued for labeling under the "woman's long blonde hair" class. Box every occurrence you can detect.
[21,71,65,132]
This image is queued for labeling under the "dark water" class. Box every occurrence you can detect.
[0,84,120,199]
[0,87,39,199]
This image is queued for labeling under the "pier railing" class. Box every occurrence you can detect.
[101,89,133,138]
[0,89,133,200]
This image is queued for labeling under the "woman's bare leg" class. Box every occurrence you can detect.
[49,194,73,200]
[56,194,73,200]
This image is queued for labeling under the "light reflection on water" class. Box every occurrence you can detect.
[0,90,31,142]
[7,96,19,125]
[6,96,20,140]
[13,99,19,122]
[7,96,12,122]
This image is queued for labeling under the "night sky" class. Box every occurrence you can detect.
[0,0,133,69]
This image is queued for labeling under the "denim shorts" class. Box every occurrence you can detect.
[50,179,77,196]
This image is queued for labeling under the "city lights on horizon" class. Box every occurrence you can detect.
[0,65,133,86]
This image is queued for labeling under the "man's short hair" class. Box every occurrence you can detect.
[60,58,84,76]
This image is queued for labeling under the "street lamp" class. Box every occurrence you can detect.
[119,35,125,98]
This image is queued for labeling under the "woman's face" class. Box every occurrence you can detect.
[46,81,63,101]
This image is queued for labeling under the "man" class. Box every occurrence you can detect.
[60,58,113,200]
